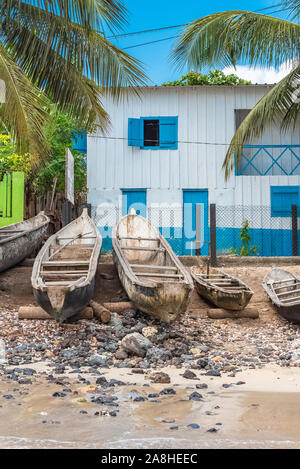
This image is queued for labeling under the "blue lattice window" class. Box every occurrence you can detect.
[236,145,300,176]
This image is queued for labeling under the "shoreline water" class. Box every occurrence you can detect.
[1,363,300,449]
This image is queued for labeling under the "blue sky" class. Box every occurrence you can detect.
[107,0,292,85]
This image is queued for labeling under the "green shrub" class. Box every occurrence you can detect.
[231,220,259,256]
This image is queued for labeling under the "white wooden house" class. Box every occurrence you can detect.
[87,85,300,256]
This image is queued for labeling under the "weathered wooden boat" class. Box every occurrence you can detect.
[112,213,194,322]
[191,266,253,310]
[262,267,300,323]
[0,212,49,272]
[31,209,102,322]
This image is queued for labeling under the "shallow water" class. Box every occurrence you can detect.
[1,375,300,449]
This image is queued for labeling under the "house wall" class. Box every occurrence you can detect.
[87,85,300,255]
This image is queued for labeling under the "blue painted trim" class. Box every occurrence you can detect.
[121,188,147,192]
[236,144,300,176]
[182,189,209,192]
[122,189,147,217]
[270,186,300,217]
[97,225,298,257]
[128,116,178,150]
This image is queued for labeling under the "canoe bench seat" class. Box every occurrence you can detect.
[130,264,177,271]
[122,246,165,252]
[135,272,183,278]
[42,260,90,267]
[41,270,88,277]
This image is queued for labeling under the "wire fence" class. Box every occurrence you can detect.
[216,205,296,257]
[91,204,298,257]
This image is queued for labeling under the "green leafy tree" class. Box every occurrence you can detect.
[172,1,300,179]
[0,1,146,156]
[0,106,88,196]
[162,70,251,86]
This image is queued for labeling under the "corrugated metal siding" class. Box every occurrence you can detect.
[87,85,300,209]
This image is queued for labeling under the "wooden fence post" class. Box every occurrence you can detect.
[62,201,72,227]
[292,204,298,256]
[210,203,217,266]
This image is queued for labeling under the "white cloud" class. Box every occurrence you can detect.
[223,61,294,84]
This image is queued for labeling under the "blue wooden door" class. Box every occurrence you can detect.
[183,190,209,255]
[122,190,147,217]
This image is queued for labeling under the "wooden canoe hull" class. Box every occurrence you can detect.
[193,279,252,310]
[0,214,49,272]
[32,209,102,322]
[32,277,96,323]
[112,249,193,322]
[262,268,300,324]
[271,302,300,324]
[191,267,253,311]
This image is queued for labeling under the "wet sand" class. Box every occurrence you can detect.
[1,364,300,449]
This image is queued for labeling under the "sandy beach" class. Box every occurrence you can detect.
[1,363,300,449]
[1,260,300,449]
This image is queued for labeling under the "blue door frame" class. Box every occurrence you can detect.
[183,189,209,255]
[122,189,147,217]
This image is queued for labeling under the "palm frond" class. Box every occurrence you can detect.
[3,0,127,32]
[223,65,300,180]
[2,1,147,110]
[173,11,300,70]
[0,43,49,156]
[284,0,300,20]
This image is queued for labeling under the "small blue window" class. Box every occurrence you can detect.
[128,116,178,150]
[271,186,300,217]
[72,131,87,153]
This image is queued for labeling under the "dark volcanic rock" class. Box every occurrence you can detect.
[189,392,203,401]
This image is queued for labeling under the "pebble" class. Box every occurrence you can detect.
[189,392,203,401]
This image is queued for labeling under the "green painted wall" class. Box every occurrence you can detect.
[0,172,24,228]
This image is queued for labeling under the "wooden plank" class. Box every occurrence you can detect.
[42,260,90,266]
[41,270,89,277]
[44,281,74,286]
[281,296,300,303]
[119,236,158,241]
[130,263,177,271]
[57,236,96,240]
[273,278,297,285]
[278,288,300,297]
[273,282,300,291]
[122,246,164,252]
[135,272,183,278]
[0,229,25,233]
[41,270,89,275]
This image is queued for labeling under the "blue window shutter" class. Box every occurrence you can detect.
[128,118,141,146]
[159,116,178,149]
[271,186,300,217]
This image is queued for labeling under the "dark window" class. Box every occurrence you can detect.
[143,119,159,147]
[235,109,251,130]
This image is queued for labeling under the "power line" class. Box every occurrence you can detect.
[106,3,286,40]
[123,35,178,50]
[88,134,253,147]
[119,5,292,51]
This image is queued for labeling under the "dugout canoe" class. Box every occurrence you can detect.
[0,212,49,272]
[262,267,300,323]
[112,213,193,323]
[191,265,253,310]
[31,209,102,322]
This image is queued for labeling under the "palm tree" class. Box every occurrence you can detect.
[172,1,300,179]
[0,1,146,155]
